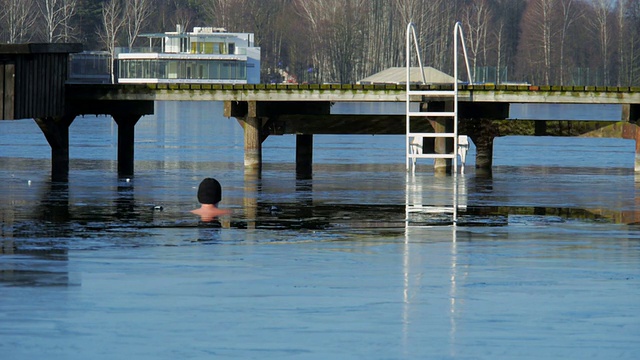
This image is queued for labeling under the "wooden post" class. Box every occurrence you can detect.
[296,134,313,179]
[1,63,15,120]
[113,114,142,177]
[34,115,75,182]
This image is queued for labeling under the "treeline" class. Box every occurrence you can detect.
[1,0,639,86]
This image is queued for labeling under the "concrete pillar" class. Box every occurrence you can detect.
[535,120,547,136]
[34,115,75,182]
[296,134,313,179]
[460,118,498,176]
[472,120,496,176]
[625,123,640,172]
[426,101,454,174]
[622,104,640,123]
[459,103,509,176]
[244,115,262,171]
[113,114,142,177]
[243,170,260,230]
[225,100,263,172]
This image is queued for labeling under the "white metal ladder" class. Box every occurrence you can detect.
[405,22,472,174]
[405,22,472,226]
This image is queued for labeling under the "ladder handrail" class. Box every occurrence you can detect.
[454,22,474,86]
[406,23,427,86]
[405,23,425,172]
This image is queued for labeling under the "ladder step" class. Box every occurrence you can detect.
[408,111,456,117]
[407,90,456,96]
[408,132,456,138]
[408,153,456,159]
[407,206,455,213]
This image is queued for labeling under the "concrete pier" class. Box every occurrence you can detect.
[5,76,640,179]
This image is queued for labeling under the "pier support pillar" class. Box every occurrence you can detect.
[622,104,640,172]
[535,120,547,136]
[474,130,495,175]
[244,115,262,172]
[621,122,640,172]
[459,103,509,176]
[34,115,75,182]
[464,119,499,175]
[113,114,142,177]
[622,104,640,123]
[226,100,264,173]
[296,134,313,179]
[426,101,454,174]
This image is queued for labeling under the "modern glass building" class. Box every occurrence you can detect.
[116,26,260,84]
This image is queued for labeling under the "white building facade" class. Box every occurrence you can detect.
[116,26,260,84]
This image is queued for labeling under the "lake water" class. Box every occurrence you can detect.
[1,102,639,359]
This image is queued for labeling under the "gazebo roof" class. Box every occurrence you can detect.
[358,66,456,85]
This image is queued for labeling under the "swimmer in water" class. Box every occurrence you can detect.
[191,178,232,222]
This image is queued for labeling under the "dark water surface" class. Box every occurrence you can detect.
[1,102,639,359]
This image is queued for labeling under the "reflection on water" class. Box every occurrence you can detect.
[1,102,639,358]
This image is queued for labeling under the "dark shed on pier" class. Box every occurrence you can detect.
[0,43,82,120]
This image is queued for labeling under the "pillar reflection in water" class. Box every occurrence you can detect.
[0,180,72,287]
[243,169,260,230]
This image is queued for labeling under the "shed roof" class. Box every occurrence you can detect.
[0,43,82,54]
[358,66,456,85]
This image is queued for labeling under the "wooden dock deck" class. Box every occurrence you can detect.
[66,83,640,105]
[64,83,640,179]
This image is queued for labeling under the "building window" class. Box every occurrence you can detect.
[118,58,247,82]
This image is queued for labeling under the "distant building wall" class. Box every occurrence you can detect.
[115,27,261,84]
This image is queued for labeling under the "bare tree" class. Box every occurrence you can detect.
[592,0,614,85]
[614,0,634,85]
[125,0,153,49]
[492,0,527,82]
[0,0,38,43]
[39,0,78,42]
[98,0,125,83]
[361,1,402,78]
[170,0,198,33]
[517,0,556,84]
[202,0,247,30]
[462,0,492,82]
[297,0,368,83]
[626,0,640,85]
[492,21,506,83]
[557,0,582,85]
[295,0,332,82]
[60,0,78,41]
